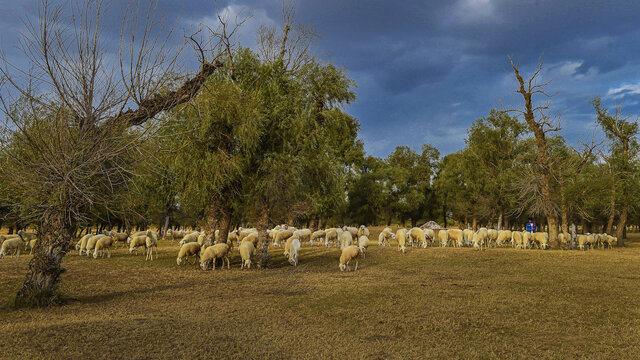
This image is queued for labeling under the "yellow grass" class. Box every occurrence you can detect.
[1,227,639,359]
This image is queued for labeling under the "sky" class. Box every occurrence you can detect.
[2,0,640,158]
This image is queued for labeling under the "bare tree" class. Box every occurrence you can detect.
[0,0,223,307]
[508,57,562,248]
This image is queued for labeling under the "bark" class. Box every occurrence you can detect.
[15,210,75,307]
[616,205,627,246]
[308,216,316,232]
[606,170,616,235]
[497,208,503,231]
[472,216,477,231]
[255,207,271,269]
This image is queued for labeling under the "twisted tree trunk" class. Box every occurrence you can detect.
[15,210,75,307]
[255,207,271,269]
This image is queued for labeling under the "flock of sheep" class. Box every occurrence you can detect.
[0,224,619,270]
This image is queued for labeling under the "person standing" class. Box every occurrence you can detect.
[526,219,537,233]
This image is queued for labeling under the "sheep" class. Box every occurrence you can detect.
[27,239,37,254]
[145,231,158,261]
[109,232,129,248]
[177,242,201,266]
[487,229,498,247]
[357,225,370,238]
[604,235,616,248]
[378,227,393,247]
[339,230,353,250]
[576,235,588,250]
[129,235,148,255]
[127,231,148,245]
[396,229,407,253]
[0,234,20,249]
[496,230,512,247]
[407,227,426,248]
[200,243,231,271]
[344,226,359,238]
[178,231,200,247]
[17,230,37,241]
[0,237,26,258]
[310,230,326,246]
[438,229,448,247]
[197,232,208,247]
[325,229,339,247]
[241,232,259,247]
[512,231,524,249]
[339,245,361,271]
[239,241,255,269]
[273,229,294,248]
[77,234,93,255]
[533,232,549,249]
[424,228,436,246]
[293,229,312,245]
[586,234,595,249]
[358,235,370,258]
[522,232,532,249]
[85,234,106,257]
[287,237,301,266]
[93,236,115,259]
[283,236,299,257]
[473,228,488,250]
[448,229,464,248]
[463,229,474,246]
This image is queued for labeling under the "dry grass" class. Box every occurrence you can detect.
[1,227,640,359]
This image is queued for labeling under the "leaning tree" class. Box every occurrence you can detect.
[0,0,224,307]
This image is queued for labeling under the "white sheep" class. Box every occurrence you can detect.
[486,229,498,247]
[424,228,436,246]
[241,232,259,247]
[357,225,370,238]
[293,228,312,245]
[200,243,231,271]
[85,234,106,257]
[496,230,512,247]
[287,237,301,266]
[0,237,26,258]
[93,236,115,258]
[177,242,201,265]
[129,235,148,255]
[462,229,474,246]
[407,227,426,248]
[27,239,38,254]
[448,229,463,248]
[358,235,370,258]
[522,231,532,249]
[473,228,488,250]
[339,245,361,271]
[178,231,200,247]
[17,230,37,241]
[310,230,326,246]
[239,241,255,269]
[77,234,93,254]
[339,230,353,250]
[512,231,524,249]
[378,227,393,247]
[438,229,448,247]
[325,229,338,247]
[273,229,294,248]
[396,229,407,253]
[533,232,549,249]
[108,232,128,248]
[344,226,359,238]
[145,231,158,261]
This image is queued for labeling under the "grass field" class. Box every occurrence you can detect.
[1,227,640,359]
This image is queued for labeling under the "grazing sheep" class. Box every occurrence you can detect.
[310,230,326,246]
[339,245,361,271]
[512,231,524,249]
[93,236,114,258]
[448,229,464,248]
[145,231,158,261]
[274,229,294,248]
[496,230,512,247]
[17,230,37,241]
[396,229,407,253]
[486,229,498,247]
[26,239,37,254]
[241,232,259,247]
[358,235,370,258]
[129,235,148,255]
[239,241,255,269]
[344,226,359,238]
[339,230,353,250]
[424,228,436,246]
[473,228,488,250]
[438,230,448,247]
[283,236,299,257]
[522,232,532,249]
[325,229,339,247]
[287,238,301,266]
[293,229,312,245]
[357,225,370,238]
[378,227,394,247]
[408,227,426,248]
[178,232,200,247]
[77,234,93,254]
[463,229,474,246]
[1,237,26,258]
[200,243,231,271]
[177,242,201,265]
[108,232,128,248]
[533,232,549,249]
[86,235,106,257]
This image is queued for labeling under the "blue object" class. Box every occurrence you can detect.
[526,221,536,233]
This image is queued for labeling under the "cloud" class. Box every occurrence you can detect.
[606,83,640,99]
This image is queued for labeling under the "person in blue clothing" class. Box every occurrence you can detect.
[526,219,537,233]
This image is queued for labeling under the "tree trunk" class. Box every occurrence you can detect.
[497,209,503,231]
[162,210,171,239]
[15,210,75,307]
[255,207,271,269]
[309,216,316,232]
[616,205,627,246]
[472,216,477,231]
[606,173,616,234]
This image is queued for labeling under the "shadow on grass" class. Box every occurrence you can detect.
[70,281,200,305]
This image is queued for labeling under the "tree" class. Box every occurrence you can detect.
[508,58,561,248]
[592,97,640,245]
[0,0,224,307]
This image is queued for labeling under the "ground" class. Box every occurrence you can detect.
[1,227,639,359]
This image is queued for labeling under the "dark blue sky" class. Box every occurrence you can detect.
[2,0,640,157]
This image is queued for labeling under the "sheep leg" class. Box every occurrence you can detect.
[355,260,358,271]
